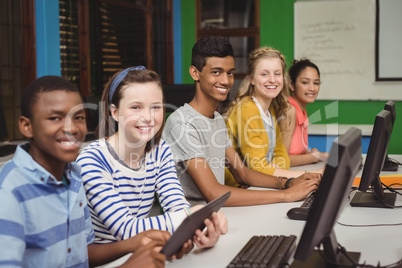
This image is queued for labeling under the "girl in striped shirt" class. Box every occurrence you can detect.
[77,67,226,255]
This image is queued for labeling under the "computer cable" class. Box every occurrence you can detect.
[372,188,402,208]
[315,243,355,268]
[382,182,402,196]
[318,242,402,268]
[348,188,358,199]
[341,244,402,268]
[337,220,402,228]
[348,186,402,208]
[342,188,402,225]
[385,157,402,166]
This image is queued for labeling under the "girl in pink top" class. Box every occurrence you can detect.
[282,58,329,166]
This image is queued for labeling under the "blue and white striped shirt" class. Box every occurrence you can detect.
[76,139,190,243]
[0,143,95,267]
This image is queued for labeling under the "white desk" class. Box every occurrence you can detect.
[102,156,402,267]
[165,199,402,267]
[165,155,402,268]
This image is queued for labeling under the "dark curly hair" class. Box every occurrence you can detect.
[191,36,234,71]
[21,76,80,119]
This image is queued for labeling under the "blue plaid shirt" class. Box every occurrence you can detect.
[0,143,95,267]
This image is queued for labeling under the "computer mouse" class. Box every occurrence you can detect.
[286,207,309,221]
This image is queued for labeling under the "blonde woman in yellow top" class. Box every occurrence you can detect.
[225,47,322,187]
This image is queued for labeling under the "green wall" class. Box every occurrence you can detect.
[260,0,295,67]
[180,0,401,154]
[180,1,197,84]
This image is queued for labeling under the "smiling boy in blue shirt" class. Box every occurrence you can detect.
[0,76,170,267]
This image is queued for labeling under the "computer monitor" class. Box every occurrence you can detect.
[384,101,396,125]
[291,127,362,267]
[350,110,396,208]
[382,101,398,171]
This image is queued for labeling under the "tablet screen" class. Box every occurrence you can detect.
[160,191,231,257]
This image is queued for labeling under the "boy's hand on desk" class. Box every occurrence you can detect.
[284,173,321,202]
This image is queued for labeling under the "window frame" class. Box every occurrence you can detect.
[66,0,174,97]
[195,0,260,79]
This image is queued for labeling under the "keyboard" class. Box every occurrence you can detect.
[300,191,316,209]
[227,235,296,268]
[286,192,316,221]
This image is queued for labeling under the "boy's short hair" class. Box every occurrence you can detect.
[191,36,234,72]
[21,75,80,119]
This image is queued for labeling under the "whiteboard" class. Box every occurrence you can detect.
[377,0,402,80]
[294,0,402,100]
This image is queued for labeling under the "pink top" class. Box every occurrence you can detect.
[288,96,309,155]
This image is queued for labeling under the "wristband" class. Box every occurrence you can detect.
[184,207,191,216]
[276,176,282,190]
[276,176,287,190]
[285,177,295,189]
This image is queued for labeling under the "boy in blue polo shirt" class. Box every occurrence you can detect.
[0,76,170,267]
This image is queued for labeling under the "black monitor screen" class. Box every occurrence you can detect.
[384,101,396,125]
[291,127,362,267]
[350,110,396,208]
[382,101,398,172]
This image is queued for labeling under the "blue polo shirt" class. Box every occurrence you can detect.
[0,143,95,267]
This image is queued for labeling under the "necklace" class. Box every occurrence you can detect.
[105,139,146,171]
[131,152,146,171]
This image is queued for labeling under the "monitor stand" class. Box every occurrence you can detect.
[291,232,360,268]
[350,191,396,208]
[382,155,399,172]
[291,251,360,268]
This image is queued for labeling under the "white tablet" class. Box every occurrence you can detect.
[160,191,231,257]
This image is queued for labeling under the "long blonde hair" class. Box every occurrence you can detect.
[225,47,290,131]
